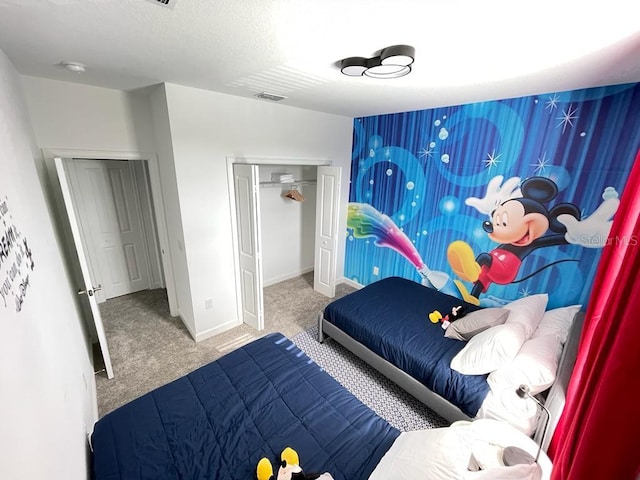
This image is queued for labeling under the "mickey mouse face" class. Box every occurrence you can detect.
[486,200,550,245]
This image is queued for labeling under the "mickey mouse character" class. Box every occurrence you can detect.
[256,447,334,480]
[447,176,583,305]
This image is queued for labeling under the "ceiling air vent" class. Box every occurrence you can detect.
[254,92,287,102]
[143,0,177,9]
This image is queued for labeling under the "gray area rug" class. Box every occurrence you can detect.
[293,326,448,431]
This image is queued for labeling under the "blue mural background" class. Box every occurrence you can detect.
[345,83,640,309]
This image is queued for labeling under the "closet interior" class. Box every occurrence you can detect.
[258,164,318,287]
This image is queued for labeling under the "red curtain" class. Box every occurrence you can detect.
[549,149,640,480]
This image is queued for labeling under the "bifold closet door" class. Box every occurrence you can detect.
[233,164,265,330]
[314,166,341,297]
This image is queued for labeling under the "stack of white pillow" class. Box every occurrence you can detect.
[447,294,581,435]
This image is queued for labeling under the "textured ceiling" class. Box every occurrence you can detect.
[0,0,638,117]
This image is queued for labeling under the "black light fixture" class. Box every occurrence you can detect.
[340,45,415,79]
[503,384,551,466]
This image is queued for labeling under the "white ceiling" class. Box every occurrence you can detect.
[0,0,639,118]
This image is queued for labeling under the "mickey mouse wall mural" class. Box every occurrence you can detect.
[347,174,619,308]
[345,83,640,308]
[446,175,619,306]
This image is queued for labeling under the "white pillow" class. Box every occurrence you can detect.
[487,334,562,395]
[533,304,581,343]
[503,294,548,339]
[450,323,528,375]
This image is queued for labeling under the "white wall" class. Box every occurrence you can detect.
[20,76,156,153]
[0,50,95,479]
[164,83,353,339]
[18,76,353,341]
[149,84,194,330]
[259,165,317,286]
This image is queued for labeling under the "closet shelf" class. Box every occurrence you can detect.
[259,180,317,188]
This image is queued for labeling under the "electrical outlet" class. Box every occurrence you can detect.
[373,266,379,276]
[205,298,214,310]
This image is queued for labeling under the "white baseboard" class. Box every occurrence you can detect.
[263,266,314,287]
[339,276,364,290]
[194,317,243,343]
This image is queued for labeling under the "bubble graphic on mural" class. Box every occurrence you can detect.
[439,195,460,214]
[411,201,417,207]
[369,135,383,150]
[546,166,571,191]
[430,141,436,148]
[434,119,441,126]
[353,144,427,226]
[369,179,374,185]
[441,154,450,164]
[580,132,586,137]
[422,230,428,235]
[438,128,449,140]
[472,227,486,241]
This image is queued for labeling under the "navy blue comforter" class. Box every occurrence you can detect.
[91,333,399,480]
[323,277,490,417]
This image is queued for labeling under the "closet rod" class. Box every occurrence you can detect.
[259,180,317,188]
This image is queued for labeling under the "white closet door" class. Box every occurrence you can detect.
[234,164,264,330]
[314,166,341,297]
[54,157,114,379]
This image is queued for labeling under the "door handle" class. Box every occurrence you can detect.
[78,284,102,296]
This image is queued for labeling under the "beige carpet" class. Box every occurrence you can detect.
[95,272,355,417]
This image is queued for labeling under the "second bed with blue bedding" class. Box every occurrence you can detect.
[321,276,491,418]
[91,333,399,480]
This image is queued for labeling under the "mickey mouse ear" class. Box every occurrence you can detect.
[520,177,558,203]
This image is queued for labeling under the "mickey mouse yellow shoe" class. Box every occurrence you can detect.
[278,447,303,478]
[280,447,300,468]
[256,457,274,480]
[447,241,481,282]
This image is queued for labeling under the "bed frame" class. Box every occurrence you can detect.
[319,309,585,451]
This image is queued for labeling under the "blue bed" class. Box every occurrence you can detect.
[91,333,399,480]
[320,276,490,420]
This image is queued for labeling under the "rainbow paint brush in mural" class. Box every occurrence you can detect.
[347,203,455,294]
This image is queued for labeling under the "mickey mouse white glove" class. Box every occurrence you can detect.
[465,175,522,215]
[557,187,620,248]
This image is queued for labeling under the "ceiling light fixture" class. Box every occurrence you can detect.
[62,61,86,73]
[340,45,415,79]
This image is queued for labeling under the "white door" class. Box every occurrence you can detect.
[234,164,264,330]
[314,166,341,297]
[69,159,151,301]
[54,158,114,379]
